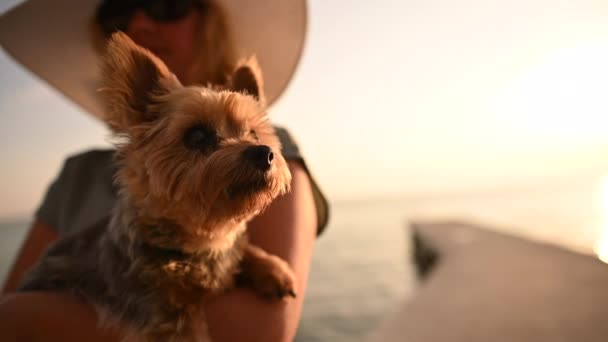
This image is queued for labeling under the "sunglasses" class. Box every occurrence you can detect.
[96,0,207,35]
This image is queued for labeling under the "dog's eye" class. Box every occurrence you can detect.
[249,129,259,141]
[183,124,218,151]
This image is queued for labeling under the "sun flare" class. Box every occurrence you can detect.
[595,176,608,263]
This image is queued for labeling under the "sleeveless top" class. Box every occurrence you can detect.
[35,127,329,236]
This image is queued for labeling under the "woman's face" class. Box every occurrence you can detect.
[125,9,200,82]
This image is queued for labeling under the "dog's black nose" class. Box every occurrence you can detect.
[244,145,274,171]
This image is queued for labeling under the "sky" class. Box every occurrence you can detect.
[2,0,608,220]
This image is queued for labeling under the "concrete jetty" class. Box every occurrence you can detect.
[369,221,608,342]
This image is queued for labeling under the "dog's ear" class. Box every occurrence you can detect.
[230,56,266,105]
[101,32,181,132]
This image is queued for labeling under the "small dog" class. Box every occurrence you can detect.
[19,32,296,342]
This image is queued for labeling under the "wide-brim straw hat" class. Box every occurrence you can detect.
[0,0,307,119]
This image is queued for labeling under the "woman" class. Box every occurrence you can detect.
[0,0,328,341]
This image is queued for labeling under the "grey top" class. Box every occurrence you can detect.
[36,127,329,236]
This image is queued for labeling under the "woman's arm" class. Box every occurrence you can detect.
[0,291,120,342]
[0,161,318,341]
[205,160,318,341]
[2,220,58,293]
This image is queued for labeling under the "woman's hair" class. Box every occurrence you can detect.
[191,0,238,86]
[91,0,238,87]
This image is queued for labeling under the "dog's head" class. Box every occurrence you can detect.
[101,33,291,252]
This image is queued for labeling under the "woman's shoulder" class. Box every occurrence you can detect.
[58,148,118,200]
[273,126,301,160]
[58,149,117,190]
[36,148,117,235]
[62,149,115,172]
[272,126,331,235]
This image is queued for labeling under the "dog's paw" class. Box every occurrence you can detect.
[246,254,297,300]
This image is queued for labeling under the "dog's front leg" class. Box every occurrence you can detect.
[238,244,297,300]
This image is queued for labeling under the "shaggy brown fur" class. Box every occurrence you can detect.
[18,32,296,342]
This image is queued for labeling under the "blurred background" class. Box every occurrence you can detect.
[2,0,608,341]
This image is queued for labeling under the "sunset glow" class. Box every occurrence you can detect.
[595,176,608,263]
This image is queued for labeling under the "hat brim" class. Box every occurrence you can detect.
[0,0,307,119]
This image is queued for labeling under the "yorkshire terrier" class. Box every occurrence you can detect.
[18,32,296,342]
